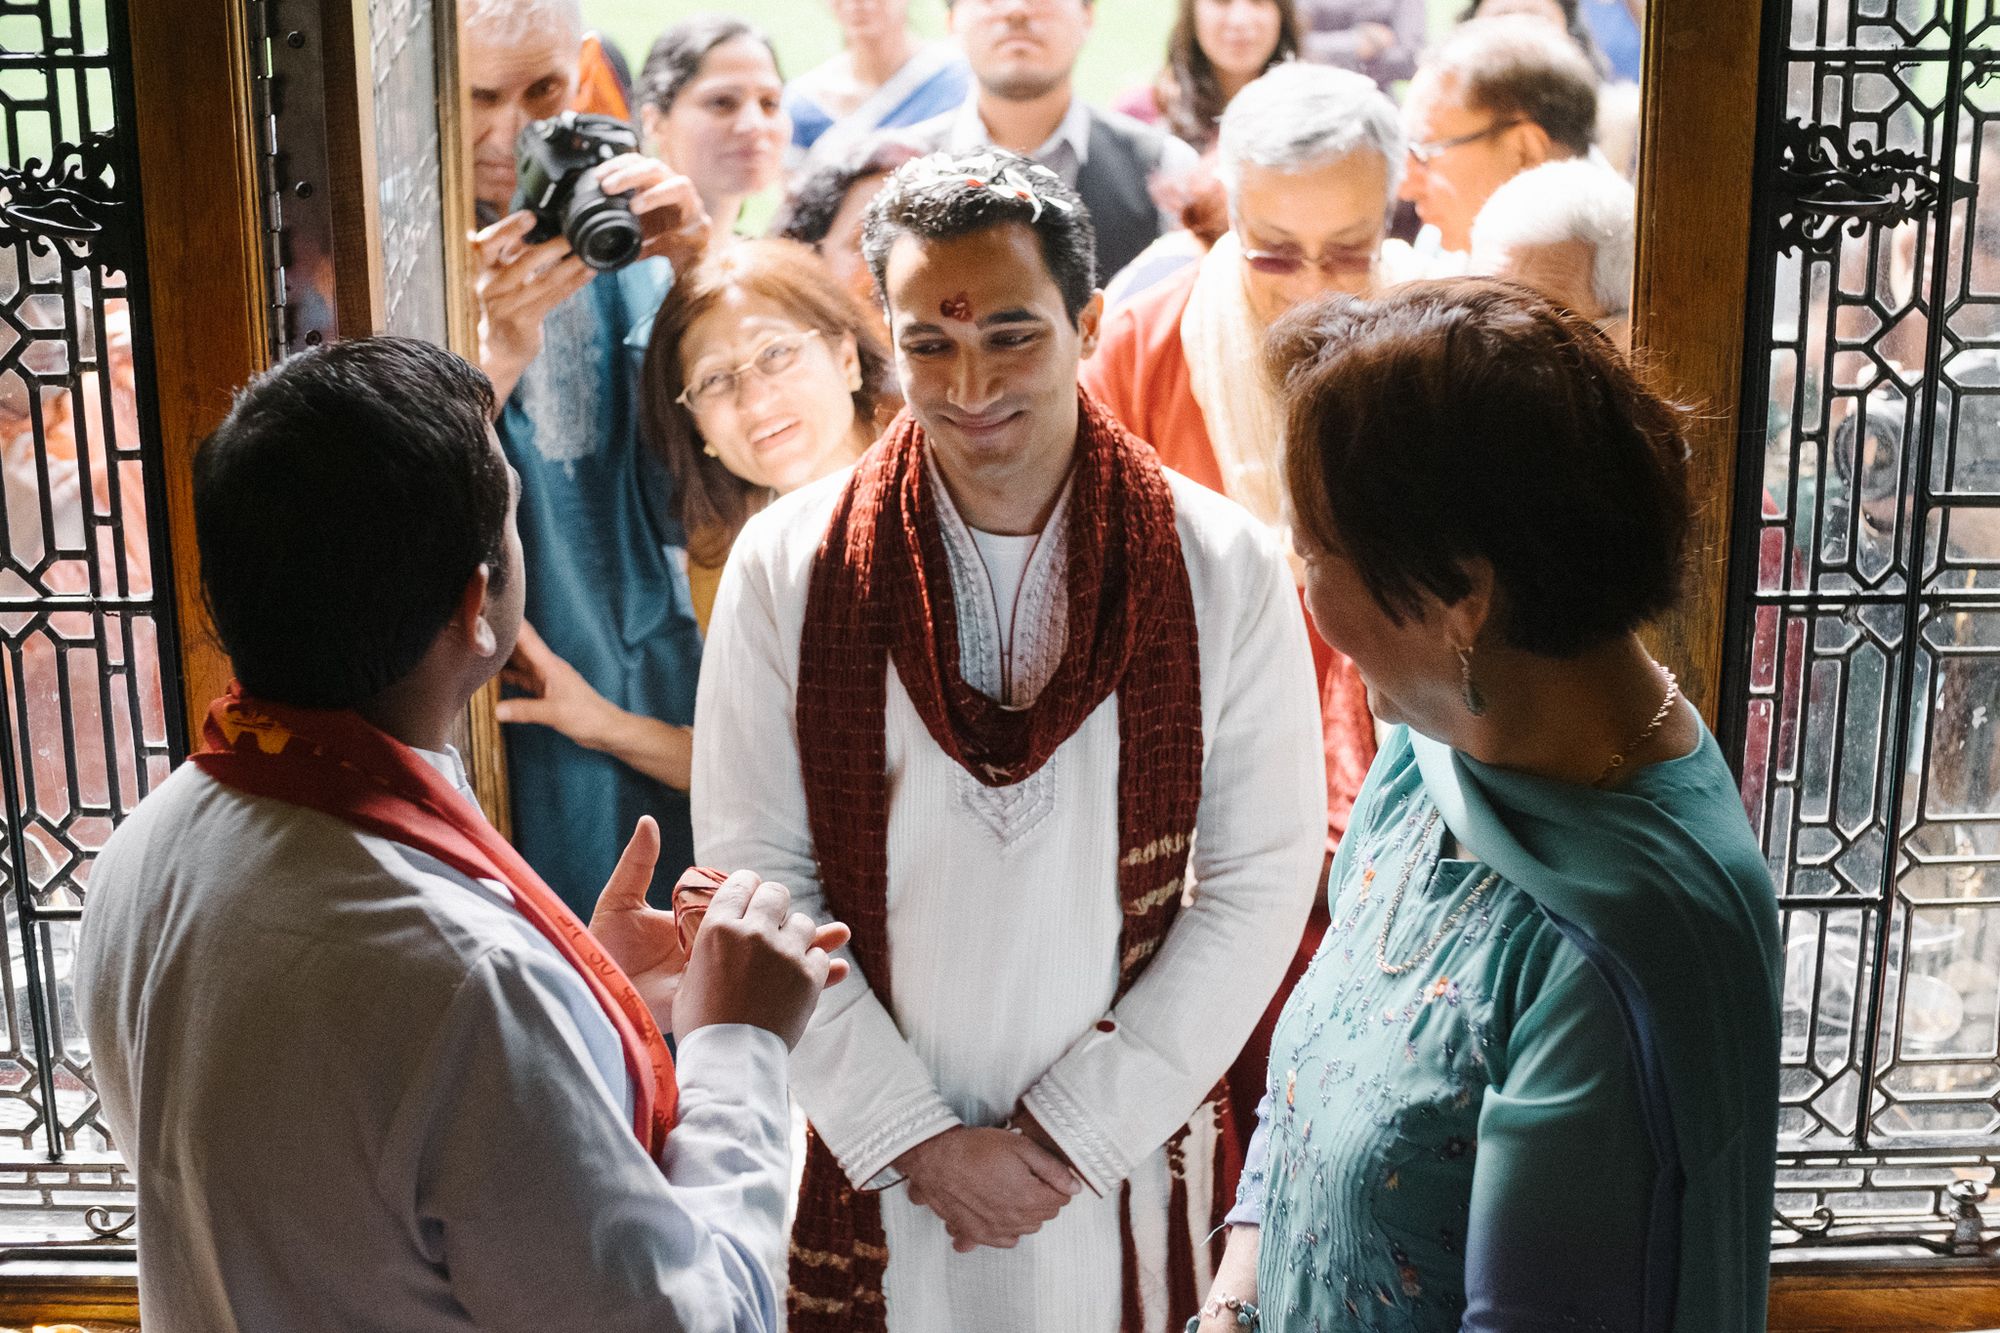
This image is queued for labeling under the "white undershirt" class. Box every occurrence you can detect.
[969,527,1040,663]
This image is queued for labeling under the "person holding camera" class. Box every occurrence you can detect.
[463,0,710,915]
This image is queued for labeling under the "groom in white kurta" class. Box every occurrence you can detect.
[692,151,1324,1333]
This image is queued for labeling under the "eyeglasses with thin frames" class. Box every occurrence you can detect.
[1240,241,1379,279]
[1406,119,1527,166]
[676,329,823,411]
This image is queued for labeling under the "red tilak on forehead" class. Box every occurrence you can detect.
[939,292,974,322]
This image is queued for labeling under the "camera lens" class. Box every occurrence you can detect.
[571,208,643,270]
[564,172,643,271]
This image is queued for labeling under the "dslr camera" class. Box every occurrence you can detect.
[511,111,644,272]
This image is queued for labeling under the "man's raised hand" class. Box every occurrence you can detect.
[588,816,682,1028]
[471,210,593,405]
[471,158,706,407]
[594,154,709,272]
[671,871,850,1049]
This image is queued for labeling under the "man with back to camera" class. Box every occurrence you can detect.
[694,149,1325,1332]
[902,0,1200,280]
[76,335,850,1332]
[461,0,710,915]
[1398,15,1599,270]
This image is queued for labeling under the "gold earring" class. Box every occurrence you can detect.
[702,442,719,458]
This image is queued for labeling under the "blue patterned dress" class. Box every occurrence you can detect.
[1235,725,1780,1331]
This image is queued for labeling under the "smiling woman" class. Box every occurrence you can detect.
[493,238,889,798]
[635,17,791,245]
[642,236,893,622]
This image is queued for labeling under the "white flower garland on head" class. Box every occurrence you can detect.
[898,150,1077,223]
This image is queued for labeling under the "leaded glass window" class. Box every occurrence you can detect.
[1728,0,2000,1251]
[0,0,178,1247]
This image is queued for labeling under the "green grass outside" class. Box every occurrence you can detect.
[584,0,1469,105]
[581,0,1465,226]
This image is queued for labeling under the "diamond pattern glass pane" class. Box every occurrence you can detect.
[0,0,177,1248]
[1737,0,2000,1251]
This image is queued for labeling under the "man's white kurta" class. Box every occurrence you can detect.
[693,462,1325,1332]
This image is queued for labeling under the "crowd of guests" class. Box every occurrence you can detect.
[492,0,1646,913]
[485,0,1652,1209]
[71,0,1786,1330]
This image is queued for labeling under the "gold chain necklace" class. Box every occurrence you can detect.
[1594,664,1680,788]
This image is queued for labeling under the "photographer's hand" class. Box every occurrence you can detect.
[471,210,594,407]
[594,155,710,273]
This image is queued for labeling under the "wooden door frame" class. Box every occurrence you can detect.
[66,0,2000,1325]
[1630,0,1766,724]
[131,0,509,827]
[127,0,269,736]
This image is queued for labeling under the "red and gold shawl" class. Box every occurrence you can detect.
[790,389,1215,1330]
[191,683,679,1154]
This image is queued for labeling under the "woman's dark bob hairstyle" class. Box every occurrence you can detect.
[1276,278,1690,658]
[638,14,780,114]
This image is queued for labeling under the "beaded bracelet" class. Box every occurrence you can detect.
[1183,1294,1259,1331]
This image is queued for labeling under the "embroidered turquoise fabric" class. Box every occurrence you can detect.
[1246,724,1780,1331]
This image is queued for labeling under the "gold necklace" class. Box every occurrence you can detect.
[1594,664,1680,788]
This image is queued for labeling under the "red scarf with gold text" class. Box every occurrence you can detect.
[790,390,1210,1330]
[191,684,678,1155]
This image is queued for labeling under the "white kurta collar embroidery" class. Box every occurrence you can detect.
[923,452,1073,845]
[924,451,1072,710]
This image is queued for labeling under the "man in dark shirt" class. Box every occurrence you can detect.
[902,0,1199,280]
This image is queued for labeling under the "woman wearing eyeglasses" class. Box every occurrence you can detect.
[498,239,890,789]
[1084,60,1415,1153]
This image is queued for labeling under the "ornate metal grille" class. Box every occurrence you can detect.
[1727,0,2000,1250]
[0,0,180,1246]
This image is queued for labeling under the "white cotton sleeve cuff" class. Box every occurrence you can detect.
[670,1023,790,1134]
[839,1095,964,1189]
[1021,1072,1127,1198]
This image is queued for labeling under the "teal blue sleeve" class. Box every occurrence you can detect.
[1463,934,1658,1331]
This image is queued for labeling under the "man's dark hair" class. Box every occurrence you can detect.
[1277,278,1689,658]
[637,14,779,113]
[771,135,925,248]
[860,150,1098,323]
[1427,17,1598,159]
[194,336,508,709]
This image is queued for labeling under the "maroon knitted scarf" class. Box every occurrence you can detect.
[790,390,1209,1330]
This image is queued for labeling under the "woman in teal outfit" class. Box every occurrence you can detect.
[1195,280,1781,1332]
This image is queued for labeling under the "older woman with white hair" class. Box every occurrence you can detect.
[1470,155,1635,349]
[1083,59,1407,1149]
